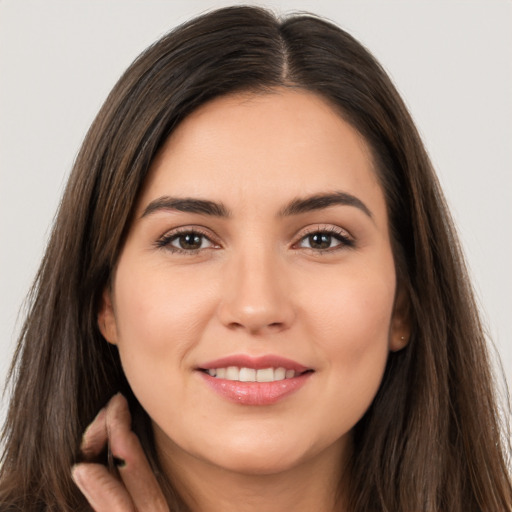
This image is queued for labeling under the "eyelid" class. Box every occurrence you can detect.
[154,223,354,254]
[292,224,355,251]
[155,225,221,252]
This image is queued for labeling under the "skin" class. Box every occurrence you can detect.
[74,89,409,511]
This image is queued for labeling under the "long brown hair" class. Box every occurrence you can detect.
[1,6,510,511]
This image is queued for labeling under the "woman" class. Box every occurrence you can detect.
[1,5,510,511]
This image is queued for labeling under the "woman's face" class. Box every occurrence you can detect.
[99,90,409,478]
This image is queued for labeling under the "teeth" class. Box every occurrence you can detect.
[239,368,256,382]
[274,367,286,380]
[256,368,274,382]
[226,366,239,380]
[205,366,297,382]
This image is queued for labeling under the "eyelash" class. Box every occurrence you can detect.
[155,227,218,255]
[294,225,355,253]
[155,225,355,255]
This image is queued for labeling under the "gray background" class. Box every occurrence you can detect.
[1,0,511,424]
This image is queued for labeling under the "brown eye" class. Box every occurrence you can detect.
[177,233,204,250]
[296,228,354,252]
[308,233,333,250]
[157,230,216,252]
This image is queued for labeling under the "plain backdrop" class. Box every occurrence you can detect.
[1,0,511,424]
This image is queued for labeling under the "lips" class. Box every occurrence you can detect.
[197,355,314,405]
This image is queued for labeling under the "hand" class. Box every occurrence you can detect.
[71,393,169,512]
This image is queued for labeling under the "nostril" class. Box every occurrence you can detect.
[226,322,244,330]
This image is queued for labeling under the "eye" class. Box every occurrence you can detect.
[156,229,217,253]
[295,227,354,252]
[300,232,340,250]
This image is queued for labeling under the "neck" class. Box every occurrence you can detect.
[154,427,351,512]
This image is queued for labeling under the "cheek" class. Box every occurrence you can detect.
[304,264,395,413]
[111,260,217,394]
[115,259,214,338]
[303,255,395,343]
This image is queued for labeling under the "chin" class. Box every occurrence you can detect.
[196,429,336,477]
[206,446,308,476]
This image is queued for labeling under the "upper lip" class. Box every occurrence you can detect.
[198,354,311,373]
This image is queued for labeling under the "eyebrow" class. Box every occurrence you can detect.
[141,197,231,218]
[141,191,372,220]
[278,192,373,219]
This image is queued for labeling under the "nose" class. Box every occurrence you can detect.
[217,249,296,335]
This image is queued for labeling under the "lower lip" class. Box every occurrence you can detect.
[199,371,312,405]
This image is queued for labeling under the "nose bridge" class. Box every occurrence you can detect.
[218,241,294,333]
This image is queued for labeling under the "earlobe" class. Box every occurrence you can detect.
[389,285,411,352]
[390,333,409,352]
[97,288,119,345]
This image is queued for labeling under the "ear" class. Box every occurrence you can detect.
[97,287,119,345]
[389,285,411,352]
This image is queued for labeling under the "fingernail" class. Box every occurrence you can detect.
[83,407,106,432]
[113,456,126,468]
[71,464,85,487]
[80,407,107,452]
[113,392,128,406]
[71,465,96,508]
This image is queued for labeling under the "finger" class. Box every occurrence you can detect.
[106,394,169,512]
[72,462,135,512]
[81,406,108,460]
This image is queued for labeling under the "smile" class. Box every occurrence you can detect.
[197,355,314,405]
[203,366,298,382]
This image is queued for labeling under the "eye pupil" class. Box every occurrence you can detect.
[179,233,202,249]
[309,233,331,249]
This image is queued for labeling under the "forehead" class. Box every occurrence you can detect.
[138,89,385,221]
